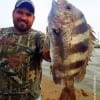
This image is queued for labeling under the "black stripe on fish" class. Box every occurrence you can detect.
[68,60,85,69]
[70,39,89,53]
[74,22,88,34]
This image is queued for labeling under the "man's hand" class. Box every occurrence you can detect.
[42,51,51,62]
[7,54,27,69]
[7,55,21,69]
[0,36,16,46]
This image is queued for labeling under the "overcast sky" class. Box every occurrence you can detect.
[0,0,100,40]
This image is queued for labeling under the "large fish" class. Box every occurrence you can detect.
[47,0,95,85]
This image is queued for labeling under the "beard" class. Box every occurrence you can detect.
[13,19,32,32]
[14,23,30,32]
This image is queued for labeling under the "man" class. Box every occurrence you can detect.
[0,0,50,100]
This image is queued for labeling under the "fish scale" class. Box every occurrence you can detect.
[48,0,95,85]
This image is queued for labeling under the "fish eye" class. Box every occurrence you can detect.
[66,5,72,10]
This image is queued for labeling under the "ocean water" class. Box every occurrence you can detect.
[42,48,100,93]
[75,48,100,93]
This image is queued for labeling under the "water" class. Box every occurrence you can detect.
[42,48,100,93]
[75,48,100,93]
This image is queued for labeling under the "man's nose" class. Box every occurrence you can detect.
[21,13,28,20]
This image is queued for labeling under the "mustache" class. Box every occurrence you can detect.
[17,19,27,24]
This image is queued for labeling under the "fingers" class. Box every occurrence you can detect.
[6,54,27,69]
[0,36,16,46]
[42,51,51,62]
[7,55,20,69]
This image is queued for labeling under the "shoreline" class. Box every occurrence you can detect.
[94,44,100,48]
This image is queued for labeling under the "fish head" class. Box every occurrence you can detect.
[48,0,86,36]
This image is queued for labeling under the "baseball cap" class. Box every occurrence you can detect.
[15,0,35,14]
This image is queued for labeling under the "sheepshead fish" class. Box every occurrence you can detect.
[47,0,95,84]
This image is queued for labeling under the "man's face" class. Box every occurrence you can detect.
[13,7,35,32]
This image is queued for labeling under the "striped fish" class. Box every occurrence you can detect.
[47,0,95,84]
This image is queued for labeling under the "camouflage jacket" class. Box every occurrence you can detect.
[0,27,49,100]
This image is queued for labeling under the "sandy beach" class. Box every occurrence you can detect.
[41,75,100,100]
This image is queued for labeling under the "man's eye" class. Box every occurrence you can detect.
[26,13,32,16]
[17,10,23,15]
[16,10,32,16]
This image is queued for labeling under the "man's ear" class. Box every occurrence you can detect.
[32,15,35,24]
[12,10,15,18]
